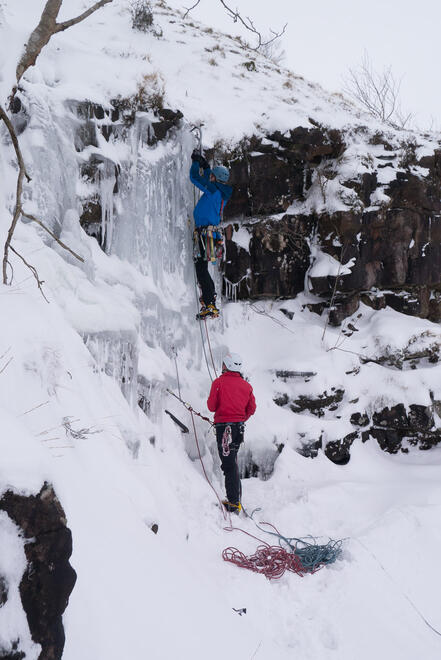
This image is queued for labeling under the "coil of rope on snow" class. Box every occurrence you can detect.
[223,513,343,580]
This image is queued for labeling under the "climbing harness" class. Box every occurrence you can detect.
[193,227,224,264]
[221,424,232,456]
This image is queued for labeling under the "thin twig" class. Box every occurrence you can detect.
[250,641,262,660]
[0,347,12,362]
[19,400,50,416]
[249,303,296,335]
[183,0,201,18]
[219,0,287,50]
[9,246,49,302]
[22,212,84,262]
[0,104,31,284]
[56,0,113,32]
[0,357,13,375]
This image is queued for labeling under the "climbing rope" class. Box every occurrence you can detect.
[203,318,218,378]
[249,519,343,572]
[222,512,343,579]
[193,267,214,382]
[171,346,181,398]
[166,388,213,425]
[167,376,228,519]
[223,543,307,580]
[189,409,228,521]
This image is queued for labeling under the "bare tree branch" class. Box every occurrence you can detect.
[219,0,287,50]
[21,212,84,263]
[183,0,201,19]
[56,0,113,32]
[9,245,49,302]
[343,52,412,129]
[16,0,113,85]
[1,103,31,284]
[183,0,287,51]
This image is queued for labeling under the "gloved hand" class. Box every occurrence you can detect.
[191,149,209,169]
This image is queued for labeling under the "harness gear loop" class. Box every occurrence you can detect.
[221,424,232,457]
[193,226,223,264]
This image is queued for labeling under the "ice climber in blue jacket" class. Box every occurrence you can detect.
[190,149,233,319]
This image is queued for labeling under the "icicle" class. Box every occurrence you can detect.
[98,159,116,250]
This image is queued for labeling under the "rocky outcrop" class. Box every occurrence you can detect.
[220,127,441,324]
[0,484,77,660]
[0,641,25,660]
[223,215,313,299]
[359,403,440,453]
[274,388,344,417]
[213,126,345,219]
[0,575,7,607]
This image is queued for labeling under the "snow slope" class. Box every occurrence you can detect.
[1,2,441,659]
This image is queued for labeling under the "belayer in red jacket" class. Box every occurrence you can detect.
[207,353,256,513]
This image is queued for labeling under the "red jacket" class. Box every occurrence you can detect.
[207,371,256,424]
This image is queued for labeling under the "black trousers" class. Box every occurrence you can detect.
[194,232,216,306]
[216,422,245,505]
[195,257,216,306]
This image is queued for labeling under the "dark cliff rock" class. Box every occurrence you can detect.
[0,575,7,607]
[0,641,25,660]
[211,126,344,219]
[223,215,313,299]
[0,484,77,660]
[219,126,441,323]
[274,388,344,417]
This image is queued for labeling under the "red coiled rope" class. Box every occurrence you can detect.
[222,543,307,580]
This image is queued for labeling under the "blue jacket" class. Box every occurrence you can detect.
[190,161,232,228]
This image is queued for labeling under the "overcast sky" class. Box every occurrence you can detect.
[167,0,440,131]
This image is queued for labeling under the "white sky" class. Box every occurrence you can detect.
[167,0,440,130]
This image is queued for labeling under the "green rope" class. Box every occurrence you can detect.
[243,507,344,571]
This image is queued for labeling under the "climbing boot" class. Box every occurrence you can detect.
[222,500,241,514]
[206,303,219,318]
[196,303,219,320]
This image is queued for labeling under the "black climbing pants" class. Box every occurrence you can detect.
[194,232,216,306]
[195,257,216,306]
[215,422,245,505]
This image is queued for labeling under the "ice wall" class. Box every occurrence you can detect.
[5,94,213,421]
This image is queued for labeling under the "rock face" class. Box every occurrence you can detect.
[220,127,441,324]
[223,215,313,299]
[0,484,77,660]
[281,393,441,463]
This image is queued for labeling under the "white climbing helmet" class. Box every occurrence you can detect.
[223,353,243,373]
